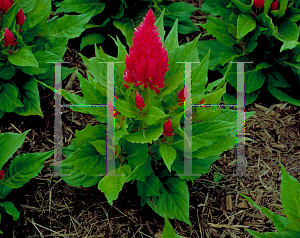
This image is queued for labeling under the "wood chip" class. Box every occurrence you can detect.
[226,195,233,211]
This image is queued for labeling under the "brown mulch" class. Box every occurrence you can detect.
[1,0,300,237]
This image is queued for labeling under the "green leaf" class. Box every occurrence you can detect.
[80,33,105,50]
[221,63,266,93]
[47,11,94,39]
[144,106,168,126]
[0,83,24,113]
[0,130,30,169]
[61,143,105,176]
[154,8,165,45]
[76,70,103,104]
[280,164,300,221]
[256,13,277,37]
[1,150,54,189]
[14,78,44,117]
[137,172,161,197]
[268,84,300,107]
[115,99,139,118]
[201,0,220,16]
[115,122,129,146]
[266,71,290,88]
[164,18,179,52]
[231,0,252,13]
[126,157,152,182]
[147,176,191,226]
[192,48,210,95]
[20,51,62,75]
[223,90,260,106]
[125,124,163,144]
[159,144,177,172]
[44,37,69,58]
[57,165,101,188]
[197,40,232,69]
[0,202,19,221]
[161,216,181,238]
[193,134,237,159]
[8,48,38,67]
[236,14,256,39]
[172,156,219,182]
[0,62,15,80]
[113,17,134,47]
[276,20,299,52]
[72,124,106,148]
[164,2,199,35]
[55,0,105,15]
[98,164,131,205]
[125,141,149,169]
[89,140,106,156]
[199,16,236,47]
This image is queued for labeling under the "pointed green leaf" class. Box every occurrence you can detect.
[1,150,54,189]
[8,48,38,67]
[159,144,177,172]
[125,124,163,144]
[0,202,19,221]
[0,130,30,169]
[14,78,43,117]
[98,164,131,205]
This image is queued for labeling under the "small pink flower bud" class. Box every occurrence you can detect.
[0,169,5,180]
[16,8,26,26]
[2,0,12,13]
[3,27,17,47]
[163,118,174,137]
[252,0,264,8]
[178,87,188,106]
[135,91,145,111]
[270,0,279,10]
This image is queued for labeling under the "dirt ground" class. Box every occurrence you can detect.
[0,0,300,237]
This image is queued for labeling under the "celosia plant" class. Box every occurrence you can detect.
[0,0,94,119]
[51,8,256,237]
[199,0,300,106]
[0,130,54,235]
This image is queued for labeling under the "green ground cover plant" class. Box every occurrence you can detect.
[198,0,300,106]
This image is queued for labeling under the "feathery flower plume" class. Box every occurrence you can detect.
[16,8,26,26]
[2,0,13,13]
[123,9,169,94]
[163,118,174,137]
[3,27,17,47]
[178,87,188,106]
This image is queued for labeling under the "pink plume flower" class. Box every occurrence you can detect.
[270,0,279,10]
[123,8,169,94]
[163,118,174,137]
[2,0,13,13]
[0,169,5,180]
[252,0,265,8]
[16,8,26,26]
[3,27,17,47]
[178,87,188,106]
[135,91,145,111]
